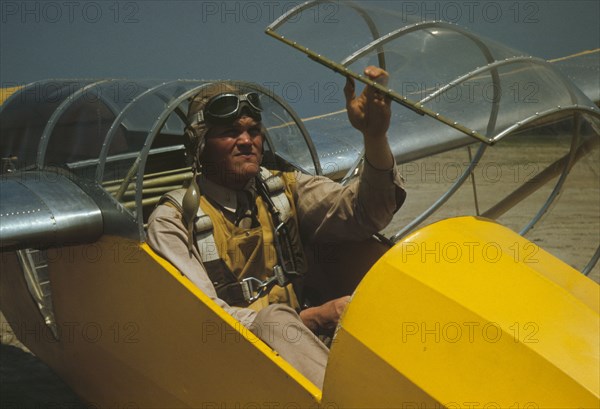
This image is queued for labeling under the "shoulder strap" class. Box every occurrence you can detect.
[161,188,218,262]
[258,168,291,223]
[160,170,295,304]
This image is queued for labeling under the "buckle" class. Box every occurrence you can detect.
[273,265,289,287]
[239,265,293,303]
[240,277,266,303]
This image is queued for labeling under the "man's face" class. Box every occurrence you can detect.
[200,116,264,190]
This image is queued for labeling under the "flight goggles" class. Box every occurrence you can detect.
[195,92,263,125]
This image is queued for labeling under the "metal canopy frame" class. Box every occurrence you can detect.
[36,79,115,167]
[95,80,190,182]
[266,0,600,145]
[82,80,318,236]
[1,79,321,242]
[266,0,600,274]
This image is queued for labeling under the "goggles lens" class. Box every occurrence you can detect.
[204,92,262,123]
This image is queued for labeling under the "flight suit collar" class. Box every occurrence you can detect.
[198,174,257,215]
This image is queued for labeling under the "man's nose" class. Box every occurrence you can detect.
[236,131,252,144]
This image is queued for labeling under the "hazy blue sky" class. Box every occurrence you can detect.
[1,0,598,116]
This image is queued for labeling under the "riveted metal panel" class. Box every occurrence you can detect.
[0,172,103,250]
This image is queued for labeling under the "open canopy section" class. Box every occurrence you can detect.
[267,1,600,275]
[267,0,600,147]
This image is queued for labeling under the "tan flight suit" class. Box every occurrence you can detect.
[147,160,405,388]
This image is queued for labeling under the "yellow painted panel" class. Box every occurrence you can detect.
[4,219,598,408]
[0,86,22,105]
[1,236,319,408]
[322,327,441,408]
[324,217,599,408]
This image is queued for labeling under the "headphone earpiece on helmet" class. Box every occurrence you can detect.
[184,126,205,173]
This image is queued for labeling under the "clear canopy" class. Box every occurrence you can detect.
[0,79,318,237]
[267,0,599,275]
[267,0,600,146]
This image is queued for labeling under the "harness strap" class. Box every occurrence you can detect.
[162,188,220,264]
[259,167,291,223]
[218,266,288,305]
[160,168,294,304]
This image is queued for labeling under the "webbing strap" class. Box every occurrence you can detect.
[161,168,294,303]
[162,188,218,262]
[220,265,289,304]
[259,168,291,223]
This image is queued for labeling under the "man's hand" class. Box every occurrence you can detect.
[299,296,351,333]
[344,66,394,170]
[345,66,392,139]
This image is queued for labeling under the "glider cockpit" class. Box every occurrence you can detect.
[1,80,320,244]
[0,1,598,407]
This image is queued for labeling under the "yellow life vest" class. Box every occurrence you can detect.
[163,168,306,311]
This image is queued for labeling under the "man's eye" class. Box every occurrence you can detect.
[216,129,237,137]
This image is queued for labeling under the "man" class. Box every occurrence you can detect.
[147,66,405,388]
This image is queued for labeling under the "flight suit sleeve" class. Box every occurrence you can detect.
[146,204,257,327]
[294,159,406,243]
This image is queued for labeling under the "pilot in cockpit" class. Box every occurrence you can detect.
[147,66,405,388]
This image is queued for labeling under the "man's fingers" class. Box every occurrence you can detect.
[344,76,356,105]
[329,296,351,317]
[365,66,390,104]
[365,66,389,86]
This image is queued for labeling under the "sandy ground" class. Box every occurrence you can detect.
[1,136,599,406]
[382,134,600,282]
